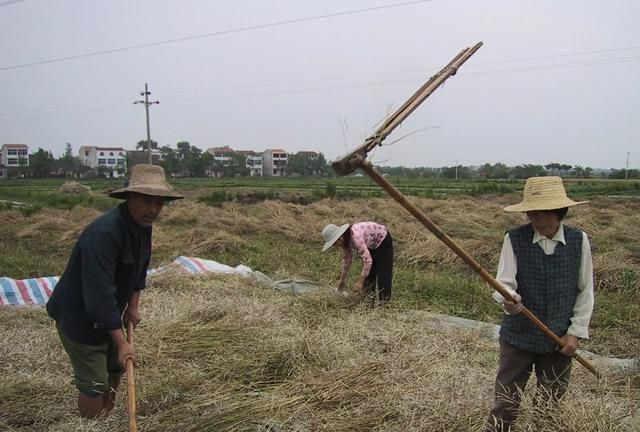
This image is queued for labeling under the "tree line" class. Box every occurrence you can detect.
[5,141,638,180]
[378,162,638,180]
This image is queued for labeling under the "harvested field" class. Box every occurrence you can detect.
[0,272,638,431]
[1,193,639,430]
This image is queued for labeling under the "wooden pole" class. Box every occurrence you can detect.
[360,159,601,378]
[126,321,138,432]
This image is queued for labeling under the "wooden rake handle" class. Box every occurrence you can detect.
[126,320,138,432]
[360,160,601,378]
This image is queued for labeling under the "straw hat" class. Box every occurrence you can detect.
[504,176,587,212]
[108,164,183,200]
[321,223,350,251]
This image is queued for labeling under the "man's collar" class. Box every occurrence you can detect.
[532,222,565,244]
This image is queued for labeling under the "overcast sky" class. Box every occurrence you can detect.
[1,0,638,169]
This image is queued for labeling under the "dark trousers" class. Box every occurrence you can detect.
[485,339,573,432]
[364,232,393,302]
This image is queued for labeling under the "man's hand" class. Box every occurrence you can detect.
[117,341,136,369]
[502,292,523,315]
[124,307,142,329]
[109,329,136,369]
[559,334,579,357]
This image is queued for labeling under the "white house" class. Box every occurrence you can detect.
[207,145,235,167]
[262,149,287,176]
[78,146,127,177]
[0,144,29,169]
[245,153,263,177]
[235,150,263,176]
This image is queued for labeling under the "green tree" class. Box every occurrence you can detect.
[57,142,82,176]
[29,148,55,178]
[609,168,640,179]
[478,162,510,179]
[136,139,158,150]
[224,153,249,177]
[176,141,191,160]
[440,165,472,179]
[570,166,593,178]
[545,162,572,177]
[311,152,329,176]
[179,144,206,177]
[159,146,179,175]
[288,152,329,176]
[512,164,546,179]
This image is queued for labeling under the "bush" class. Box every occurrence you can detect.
[325,182,336,198]
[199,190,231,207]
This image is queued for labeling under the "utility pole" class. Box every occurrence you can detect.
[625,151,630,180]
[133,83,159,164]
[455,159,458,181]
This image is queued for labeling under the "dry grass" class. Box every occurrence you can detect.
[0,272,638,431]
[1,194,639,430]
[5,195,638,284]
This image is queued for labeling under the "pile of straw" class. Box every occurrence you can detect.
[58,181,91,195]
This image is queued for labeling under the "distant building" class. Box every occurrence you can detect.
[78,146,127,177]
[262,149,287,177]
[1,144,29,169]
[207,146,235,167]
[235,150,263,177]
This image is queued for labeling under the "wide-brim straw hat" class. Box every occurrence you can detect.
[108,164,184,200]
[321,223,350,252]
[504,176,587,212]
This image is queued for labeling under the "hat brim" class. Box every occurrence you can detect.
[322,223,349,252]
[504,198,588,212]
[108,186,184,201]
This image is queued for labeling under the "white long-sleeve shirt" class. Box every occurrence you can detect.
[492,223,594,338]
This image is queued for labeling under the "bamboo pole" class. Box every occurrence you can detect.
[126,321,138,432]
[359,159,600,378]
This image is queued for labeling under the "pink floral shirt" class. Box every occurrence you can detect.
[342,222,388,277]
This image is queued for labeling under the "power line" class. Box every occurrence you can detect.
[159,54,640,102]
[472,45,640,66]
[154,47,640,98]
[0,0,432,72]
[463,55,640,77]
[0,0,24,7]
[1,52,639,121]
[1,48,637,117]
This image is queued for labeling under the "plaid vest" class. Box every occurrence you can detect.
[500,223,582,353]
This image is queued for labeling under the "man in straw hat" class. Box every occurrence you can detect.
[485,176,594,431]
[47,164,182,418]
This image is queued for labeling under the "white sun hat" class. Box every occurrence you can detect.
[321,223,350,251]
[504,176,588,212]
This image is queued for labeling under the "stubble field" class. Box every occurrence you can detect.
[0,178,638,431]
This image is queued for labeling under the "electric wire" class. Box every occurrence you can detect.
[1,52,638,121]
[0,0,432,72]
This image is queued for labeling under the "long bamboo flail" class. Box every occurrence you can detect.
[360,160,600,378]
[126,321,138,432]
[330,42,599,378]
